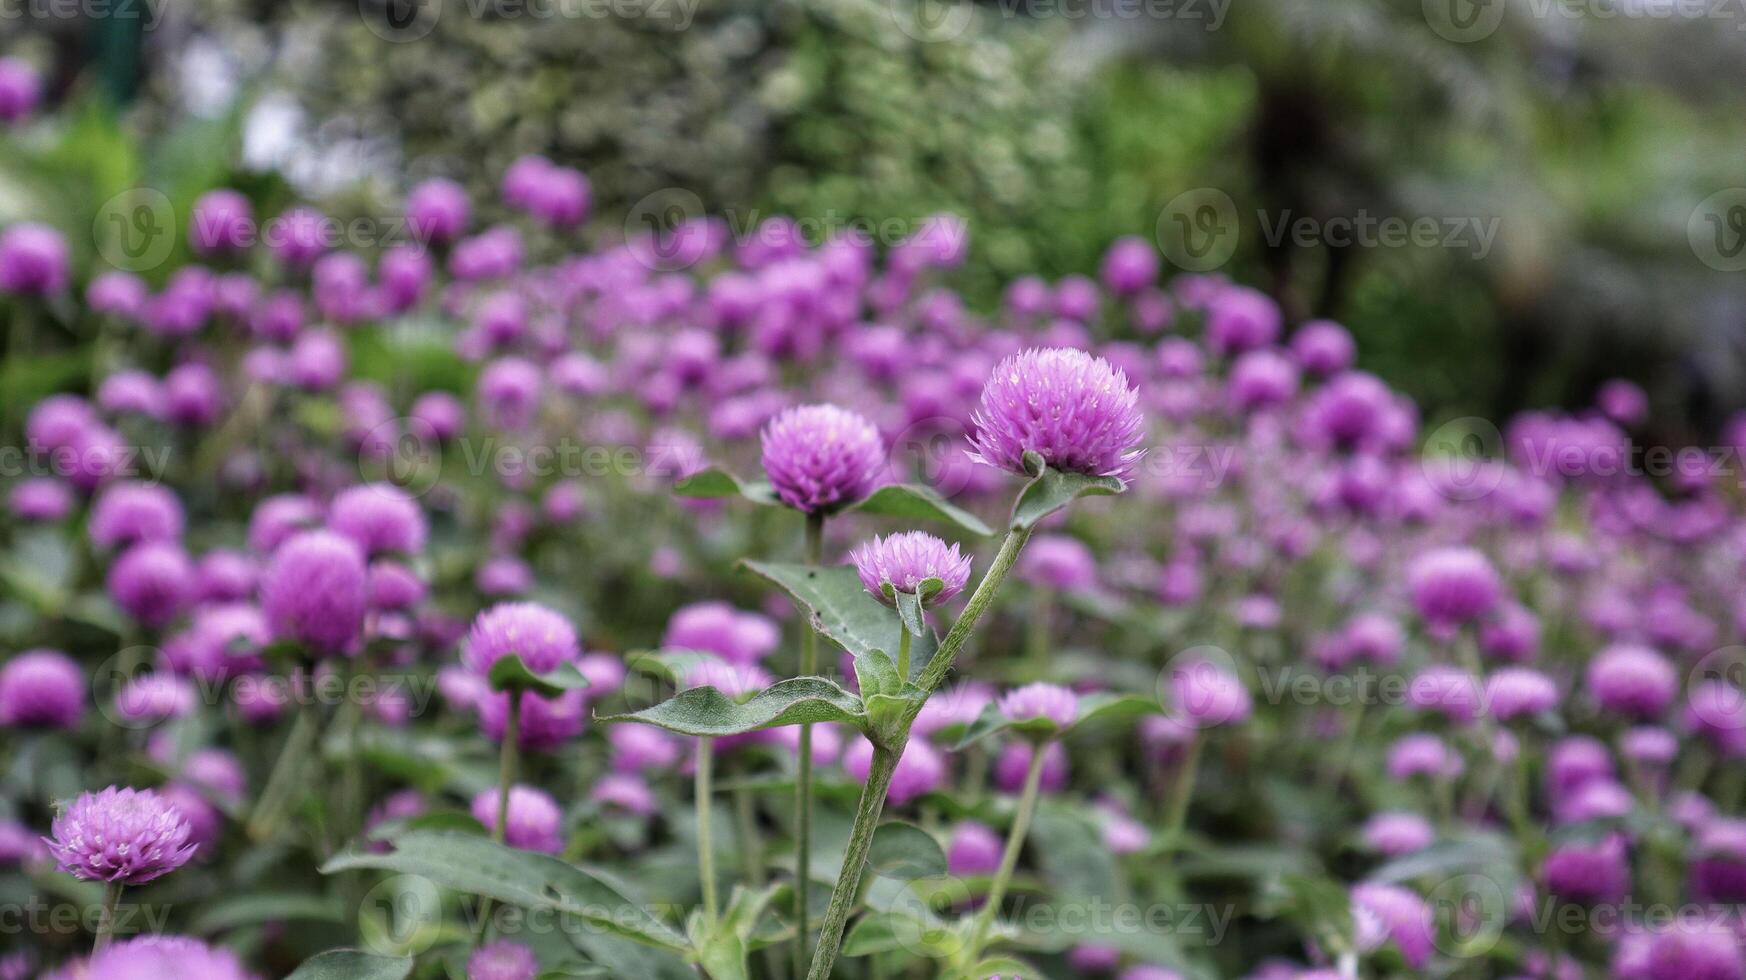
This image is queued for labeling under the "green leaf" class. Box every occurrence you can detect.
[624,649,722,684]
[893,588,928,638]
[742,562,937,669]
[1010,465,1125,530]
[488,655,592,698]
[191,892,343,934]
[284,950,413,980]
[869,821,947,880]
[597,677,867,737]
[852,649,903,701]
[672,466,779,506]
[852,483,993,536]
[321,832,687,951]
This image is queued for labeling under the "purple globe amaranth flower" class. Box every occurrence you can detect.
[1484,667,1559,722]
[328,482,428,557]
[1167,656,1252,728]
[476,356,542,431]
[10,477,74,522]
[1691,818,1746,903]
[0,649,84,730]
[266,206,328,266]
[1351,882,1434,969]
[968,347,1144,481]
[480,690,584,752]
[69,935,257,980]
[1614,916,1745,980]
[1544,834,1630,905]
[609,723,683,773]
[108,542,194,628]
[189,189,254,254]
[464,602,579,676]
[1406,546,1503,629]
[156,783,223,853]
[995,740,1068,794]
[113,673,197,726]
[45,787,196,883]
[661,601,779,665]
[1386,733,1463,781]
[850,531,972,606]
[467,939,538,980]
[368,560,426,612]
[260,530,368,656]
[1018,534,1100,592]
[1587,644,1678,719]
[90,482,184,550]
[1545,735,1614,799]
[0,57,40,123]
[947,820,1002,876]
[759,403,886,514]
[476,555,533,596]
[998,682,1079,730]
[1100,236,1159,295]
[0,222,69,296]
[405,177,470,244]
[1361,811,1435,856]
[247,494,322,554]
[843,736,945,806]
[1290,320,1356,376]
[470,785,563,853]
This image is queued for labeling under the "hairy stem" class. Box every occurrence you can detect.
[896,629,913,682]
[966,741,1047,960]
[913,526,1033,700]
[794,509,825,974]
[807,745,900,980]
[247,686,319,842]
[698,737,719,925]
[93,881,122,953]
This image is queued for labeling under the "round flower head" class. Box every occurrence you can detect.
[1625,916,1745,980]
[968,347,1144,480]
[850,531,972,606]
[1484,667,1559,722]
[998,682,1079,730]
[10,477,73,522]
[661,601,779,665]
[1587,644,1678,719]
[1350,882,1434,969]
[1167,656,1252,727]
[1361,811,1435,856]
[46,786,196,883]
[1543,835,1629,905]
[842,736,945,806]
[90,482,184,550]
[470,785,563,853]
[189,189,254,254]
[1386,733,1463,781]
[75,935,256,980]
[467,940,538,980]
[328,483,428,557]
[0,649,84,730]
[113,674,197,726]
[1018,534,1099,592]
[610,723,683,773]
[1407,547,1503,629]
[480,690,585,752]
[759,403,886,514]
[1692,818,1746,903]
[947,820,1003,876]
[0,222,70,296]
[107,542,194,628]
[0,57,40,123]
[406,177,470,244]
[259,530,368,655]
[995,740,1068,794]
[464,602,579,675]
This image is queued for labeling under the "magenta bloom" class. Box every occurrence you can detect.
[1167,656,1252,727]
[968,347,1144,480]
[1360,811,1435,856]
[406,177,470,244]
[0,57,40,123]
[113,673,197,726]
[759,403,886,514]
[1351,882,1434,969]
[850,531,972,606]
[107,542,194,628]
[0,222,69,296]
[842,736,944,806]
[0,649,84,730]
[1406,546,1502,628]
[9,477,73,522]
[90,482,184,550]
[46,787,196,883]
[661,601,779,665]
[480,690,585,752]
[1484,667,1559,722]
[947,820,1002,876]
[76,935,256,980]
[1543,835,1629,905]
[467,940,538,980]
[998,682,1079,729]
[247,494,322,553]
[328,483,427,557]
[1018,534,1099,592]
[189,189,254,254]
[1587,644,1677,719]
[470,785,563,853]
[259,530,368,655]
[463,602,579,675]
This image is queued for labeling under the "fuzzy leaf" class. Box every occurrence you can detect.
[869,821,947,880]
[742,562,937,669]
[284,951,413,980]
[672,466,779,506]
[852,483,993,536]
[1010,465,1125,530]
[598,677,867,737]
[487,655,591,698]
[321,832,686,951]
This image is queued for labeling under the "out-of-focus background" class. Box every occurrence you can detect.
[5,0,1746,442]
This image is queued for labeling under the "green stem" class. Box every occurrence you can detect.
[495,695,520,843]
[913,526,1033,700]
[93,881,122,953]
[966,741,1048,961]
[698,737,719,925]
[896,630,913,682]
[794,510,825,975]
[1025,586,1053,678]
[246,689,319,842]
[807,744,901,980]
[1162,737,1203,848]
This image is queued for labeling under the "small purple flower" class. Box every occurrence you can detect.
[850,531,972,606]
[1587,644,1677,719]
[1544,834,1629,905]
[1100,236,1159,294]
[0,57,40,123]
[1691,818,1746,903]
[1350,882,1433,969]
[610,723,682,773]
[1167,656,1252,728]
[90,482,184,550]
[1386,733,1463,781]
[1289,320,1356,376]
[998,682,1079,730]
[9,477,73,522]
[1361,811,1435,856]
[467,940,538,980]
[464,602,579,676]
[967,347,1144,480]
[107,542,194,628]
[189,189,254,254]
[1018,534,1099,593]
[1484,667,1558,722]
[946,820,1002,876]
[759,403,886,514]
[480,690,584,752]
[266,206,328,266]
[1406,546,1502,629]
[476,357,542,431]
[0,649,84,730]
[329,483,428,557]
[0,222,69,296]
[113,673,197,726]
[995,741,1068,794]
[406,178,470,244]
[76,935,257,980]
[661,601,779,665]
[259,530,368,655]
[842,736,944,806]
[45,787,196,884]
[247,494,322,554]
[470,785,564,853]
